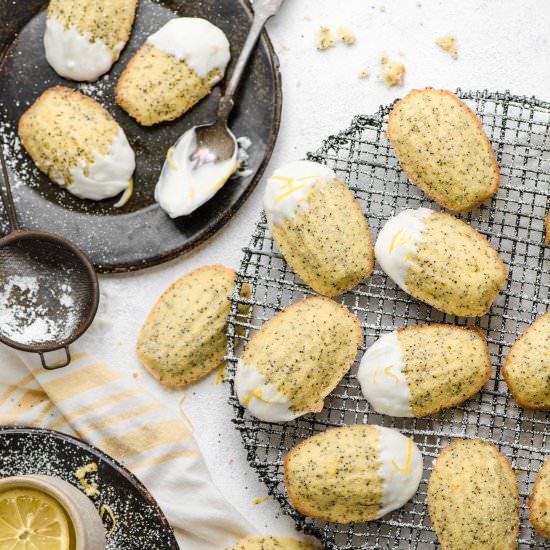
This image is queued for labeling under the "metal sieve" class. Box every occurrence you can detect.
[0,145,99,369]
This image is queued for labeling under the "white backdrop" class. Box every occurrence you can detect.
[78,0,550,542]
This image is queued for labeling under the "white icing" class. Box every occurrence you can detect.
[376,425,423,518]
[357,331,413,417]
[263,160,337,226]
[44,17,122,82]
[374,208,433,290]
[155,127,237,218]
[147,18,230,81]
[68,130,135,200]
[234,361,299,423]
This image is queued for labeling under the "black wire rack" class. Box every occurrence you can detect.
[225,89,550,549]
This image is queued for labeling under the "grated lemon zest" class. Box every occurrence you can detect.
[252,496,269,504]
[166,147,178,171]
[100,504,117,537]
[178,394,195,433]
[75,462,99,497]
[114,177,133,208]
[215,365,225,385]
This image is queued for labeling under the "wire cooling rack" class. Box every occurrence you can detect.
[225,90,550,549]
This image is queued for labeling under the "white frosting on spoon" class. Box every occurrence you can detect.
[147,18,230,82]
[68,129,135,200]
[44,17,122,81]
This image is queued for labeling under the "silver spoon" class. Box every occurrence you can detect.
[189,0,285,169]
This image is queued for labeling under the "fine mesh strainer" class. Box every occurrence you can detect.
[0,146,99,369]
[226,90,550,549]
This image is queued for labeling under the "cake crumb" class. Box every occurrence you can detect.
[435,33,458,59]
[379,5,386,12]
[358,68,370,79]
[336,27,356,45]
[316,27,335,50]
[380,54,405,87]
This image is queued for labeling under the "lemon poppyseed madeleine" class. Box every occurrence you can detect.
[264,161,374,297]
[45,0,137,81]
[116,18,230,126]
[227,536,319,550]
[388,88,499,213]
[428,439,519,550]
[19,86,135,201]
[235,297,361,422]
[137,265,250,387]
[502,312,550,410]
[375,208,506,317]
[284,425,423,523]
[358,325,491,417]
[530,455,550,539]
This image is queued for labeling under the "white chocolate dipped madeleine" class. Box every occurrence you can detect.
[137,265,250,388]
[45,0,137,81]
[264,160,374,297]
[116,17,230,126]
[18,86,135,201]
[284,424,423,523]
[502,312,550,410]
[428,439,519,550]
[375,208,506,317]
[530,454,550,539]
[227,536,319,550]
[358,325,491,417]
[235,297,361,422]
[388,88,499,213]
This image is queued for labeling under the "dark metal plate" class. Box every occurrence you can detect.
[0,0,281,272]
[0,427,178,549]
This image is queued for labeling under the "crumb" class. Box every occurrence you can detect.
[252,496,269,505]
[358,68,370,79]
[304,15,311,21]
[132,372,139,378]
[316,27,335,50]
[380,54,405,87]
[379,5,386,11]
[398,50,405,56]
[435,33,458,59]
[336,27,356,45]
[279,42,289,53]
[296,81,301,88]
[228,458,234,465]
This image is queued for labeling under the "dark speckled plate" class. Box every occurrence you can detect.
[0,427,178,549]
[0,0,281,272]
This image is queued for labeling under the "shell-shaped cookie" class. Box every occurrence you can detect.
[116,18,230,126]
[284,425,423,523]
[502,312,550,410]
[227,536,319,550]
[18,86,135,201]
[235,297,361,422]
[264,160,374,297]
[530,455,550,538]
[428,439,519,550]
[388,88,499,213]
[358,325,491,417]
[45,0,137,81]
[137,265,250,387]
[375,208,506,317]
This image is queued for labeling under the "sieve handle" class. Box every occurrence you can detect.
[0,145,19,231]
[39,346,71,370]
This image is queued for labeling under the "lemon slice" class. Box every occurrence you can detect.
[0,488,71,549]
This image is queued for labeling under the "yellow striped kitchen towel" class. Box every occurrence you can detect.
[0,344,256,549]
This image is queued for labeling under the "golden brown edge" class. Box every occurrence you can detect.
[501,311,550,411]
[136,264,238,387]
[529,455,550,539]
[427,438,520,550]
[115,43,217,126]
[387,87,500,214]
[546,211,550,248]
[396,324,492,417]
[271,178,374,297]
[242,295,362,415]
[284,424,380,523]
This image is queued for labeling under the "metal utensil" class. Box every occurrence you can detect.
[0,146,99,369]
[190,0,285,169]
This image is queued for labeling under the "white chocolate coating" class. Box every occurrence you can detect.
[147,18,230,82]
[357,330,413,417]
[44,17,121,81]
[374,208,432,290]
[234,361,299,423]
[68,129,135,201]
[155,127,237,218]
[263,160,337,226]
[376,425,423,518]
